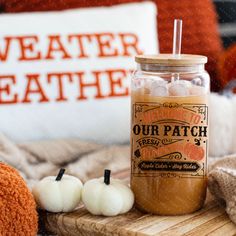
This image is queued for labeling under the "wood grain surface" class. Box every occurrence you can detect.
[40,169,236,236]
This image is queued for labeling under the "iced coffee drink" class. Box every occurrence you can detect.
[131,54,209,215]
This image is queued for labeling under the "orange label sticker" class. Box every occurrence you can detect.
[131,100,208,178]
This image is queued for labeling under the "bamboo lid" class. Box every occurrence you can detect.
[135,54,207,65]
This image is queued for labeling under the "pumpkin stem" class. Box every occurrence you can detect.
[55,168,65,181]
[104,169,111,185]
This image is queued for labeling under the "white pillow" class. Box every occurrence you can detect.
[0,2,158,143]
[209,93,236,156]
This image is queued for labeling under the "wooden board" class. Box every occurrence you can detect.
[40,169,236,236]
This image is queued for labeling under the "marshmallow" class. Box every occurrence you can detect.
[169,82,189,96]
[151,81,168,96]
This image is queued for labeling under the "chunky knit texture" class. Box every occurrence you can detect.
[0,0,223,91]
[218,44,236,88]
[0,162,38,236]
[209,155,236,224]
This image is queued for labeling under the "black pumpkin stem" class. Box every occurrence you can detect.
[104,169,111,185]
[55,168,65,181]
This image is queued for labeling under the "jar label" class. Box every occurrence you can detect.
[131,100,208,178]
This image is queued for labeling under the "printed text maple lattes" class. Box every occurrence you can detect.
[0,32,142,104]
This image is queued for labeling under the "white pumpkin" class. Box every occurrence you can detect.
[82,169,134,216]
[33,169,83,213]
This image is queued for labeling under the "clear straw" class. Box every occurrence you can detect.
[172,19,182,57]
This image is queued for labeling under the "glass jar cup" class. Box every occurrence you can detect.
[131,54,210,215]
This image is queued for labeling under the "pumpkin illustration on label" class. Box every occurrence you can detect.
[184,143,205,161]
